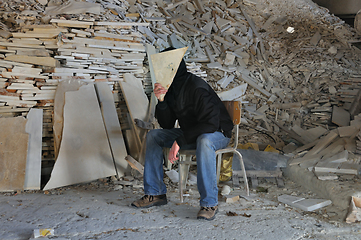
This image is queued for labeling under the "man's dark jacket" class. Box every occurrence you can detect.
[155,57,234,147]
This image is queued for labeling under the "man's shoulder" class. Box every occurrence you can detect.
[186,74,210,90]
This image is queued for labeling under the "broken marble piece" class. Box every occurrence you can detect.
[217,83,248,101]
[346,196,361,223]
[332,106,350,127]
[278,194,332,211]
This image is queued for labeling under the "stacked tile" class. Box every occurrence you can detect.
[42,107,55,163]
[51,19,147,86]
[0,65,53,112]
[0,24,65,115]
[337,76,361,103]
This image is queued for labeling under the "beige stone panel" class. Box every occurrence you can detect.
[44,84,116,190]
[0,117,28,191]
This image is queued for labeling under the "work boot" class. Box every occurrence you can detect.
[197,206,218,220]
[131,194,167,208]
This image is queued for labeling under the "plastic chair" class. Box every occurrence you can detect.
[177,101,249,202]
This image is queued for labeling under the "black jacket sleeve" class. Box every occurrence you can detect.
[155,99,177,129]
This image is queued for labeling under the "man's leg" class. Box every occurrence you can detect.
[132,128,183,208]
[195,132,230,219]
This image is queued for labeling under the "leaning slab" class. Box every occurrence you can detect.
[24,108,43,190]
[0,117,28,191]
[95,82,129,178]
[44,84,116,190]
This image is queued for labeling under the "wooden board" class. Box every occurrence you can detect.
[223,101,242,125]
[125,155,144,175]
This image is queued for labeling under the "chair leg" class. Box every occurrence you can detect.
[178,154,191,202]
[232,174,240,187]
[163,148,172,171]
[216,153,222,184]
[233,150,249,196]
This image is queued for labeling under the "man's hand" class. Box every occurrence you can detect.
[168,141,180,164]
[153,83,167,101]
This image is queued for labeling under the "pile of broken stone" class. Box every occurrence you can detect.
[1,0,361,180]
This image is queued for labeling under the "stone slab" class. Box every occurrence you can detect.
[278,194,332,211]
[0,117,28,191]
[95,82,129,178]
[24,109,43,190]
[44,84,116,190]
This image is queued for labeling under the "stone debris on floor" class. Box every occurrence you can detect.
[1,0,361,232]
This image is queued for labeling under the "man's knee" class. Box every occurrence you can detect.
[146,129,160,143]
[147,129,158,138]
[146,129,169,147]
[197,134,214,149]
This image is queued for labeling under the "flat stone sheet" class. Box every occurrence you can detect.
[44,84,116,190]
[0,116,28,191]
[119,73,149,149]
[53,79,85,159]
[24,108,43,190]
[232,149,290,171]
[278,194,332,212]
[95,82,129,178]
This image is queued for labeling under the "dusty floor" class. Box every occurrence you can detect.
[1,0,361,239]
[1,173,361,240]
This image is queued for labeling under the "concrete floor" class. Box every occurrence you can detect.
[1,174,361,240]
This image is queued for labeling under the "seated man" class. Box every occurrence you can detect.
[132,48,234,221]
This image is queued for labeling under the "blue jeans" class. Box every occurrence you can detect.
[143,128,230,207]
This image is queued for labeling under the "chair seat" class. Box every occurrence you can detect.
[178,149,196,155]
[215,147,237,154]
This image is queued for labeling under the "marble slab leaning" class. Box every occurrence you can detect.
[95,82,129,178]
[0,116,28,191]
[24,108,43,190]
[44,84,116,190]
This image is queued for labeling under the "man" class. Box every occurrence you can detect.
[132,47,234,221]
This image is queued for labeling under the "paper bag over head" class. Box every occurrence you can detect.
[150,47,188,90]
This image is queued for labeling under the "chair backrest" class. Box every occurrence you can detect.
[223,101,241,125]
[223,101,241,148]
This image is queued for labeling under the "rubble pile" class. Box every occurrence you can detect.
[0,0,361,174]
